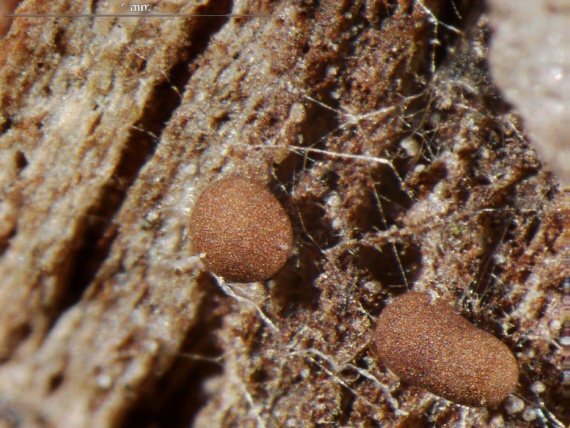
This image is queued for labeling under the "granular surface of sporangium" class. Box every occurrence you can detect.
[374,292,518,407]
[189,176,293,283]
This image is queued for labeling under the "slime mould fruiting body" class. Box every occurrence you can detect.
[374,292,519,407]
[189,176,293,283]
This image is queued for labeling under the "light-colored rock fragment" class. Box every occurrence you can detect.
[488,0,570,185]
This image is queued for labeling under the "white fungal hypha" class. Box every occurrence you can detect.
[487,0,570,186]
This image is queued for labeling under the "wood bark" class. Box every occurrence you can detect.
[0,0,566,427]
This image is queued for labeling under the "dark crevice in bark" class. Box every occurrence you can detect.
[427,0,486,76]
[0,223,16,258]
[0,115,12,136]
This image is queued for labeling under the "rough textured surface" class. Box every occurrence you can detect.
[0,0,567,427]
[189,176,293,283]
[374,292,519,407]
[488,0,570,186]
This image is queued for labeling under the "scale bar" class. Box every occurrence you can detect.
[5,13,270,18]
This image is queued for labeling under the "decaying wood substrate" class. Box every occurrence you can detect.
[0,0,566,427]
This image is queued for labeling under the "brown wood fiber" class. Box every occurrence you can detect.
[0,0,566,426]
